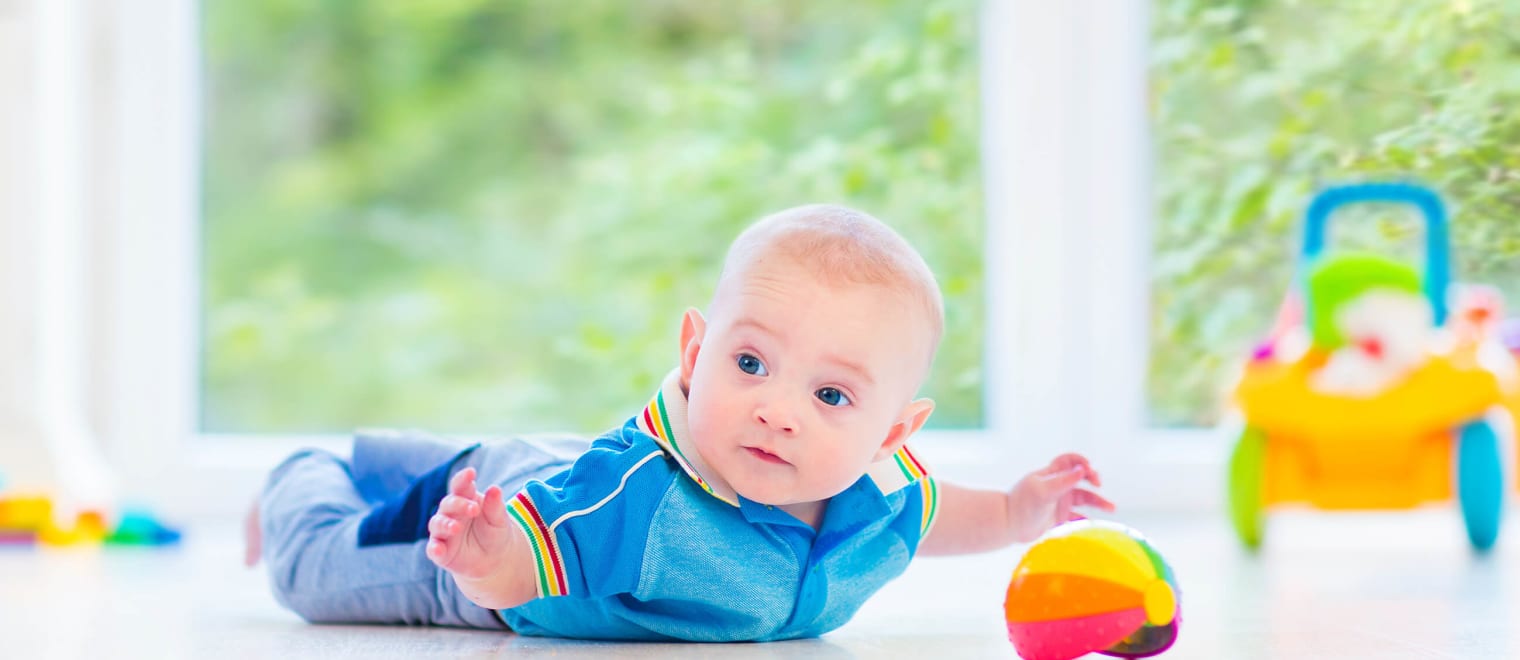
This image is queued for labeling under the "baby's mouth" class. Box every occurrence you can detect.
[743,446,790,465]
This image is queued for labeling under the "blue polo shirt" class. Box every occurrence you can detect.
[497,370,941,641]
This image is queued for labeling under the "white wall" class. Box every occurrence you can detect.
[0,0,51,487]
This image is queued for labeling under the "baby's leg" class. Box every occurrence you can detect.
[350,429,473,505]
[257,448,504,628]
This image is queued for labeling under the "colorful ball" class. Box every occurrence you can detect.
[1005,520,1180,660]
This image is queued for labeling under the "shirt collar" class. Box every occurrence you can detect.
[635,369,930,508]
[636,369,740,506]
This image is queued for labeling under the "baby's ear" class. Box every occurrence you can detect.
[874,398,935,462]
[679,308,707,391]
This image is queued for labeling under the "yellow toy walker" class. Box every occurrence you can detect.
[1228,183,1520,551]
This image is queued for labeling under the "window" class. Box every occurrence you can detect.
[201,1,985,435]
[1149,0,1520,428]
[107,0,1228,514]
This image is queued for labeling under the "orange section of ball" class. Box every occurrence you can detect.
[1004,572,1142,623]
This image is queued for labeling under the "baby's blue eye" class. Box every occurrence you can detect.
[737,354,768,376]
[816,387,851,407]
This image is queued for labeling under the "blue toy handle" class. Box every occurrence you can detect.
[1301,182,1451,325]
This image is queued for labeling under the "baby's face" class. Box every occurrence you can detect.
[683,259,933,507]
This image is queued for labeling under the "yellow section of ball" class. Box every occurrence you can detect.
[1143,579,1176,626]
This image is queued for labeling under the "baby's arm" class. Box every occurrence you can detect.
[917,453,1113,556]
[426,467,539,609]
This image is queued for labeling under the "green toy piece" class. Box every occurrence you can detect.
[105,508,183,546]
[1306,252,1423,349]
[1228,426,1267,550]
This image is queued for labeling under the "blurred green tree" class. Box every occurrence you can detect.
[202,0,984,433]
[1151,0,1520,427]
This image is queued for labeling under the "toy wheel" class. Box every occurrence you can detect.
[1457,420,1504,551]
[1228,426,1267,550]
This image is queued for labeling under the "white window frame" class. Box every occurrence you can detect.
[82,0,1225,517]
[977,0,1225,511]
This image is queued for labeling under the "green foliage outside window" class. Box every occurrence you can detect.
[202,1,984,434]
[1151,0,1520,427]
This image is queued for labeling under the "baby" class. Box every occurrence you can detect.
[246,204,1112,641]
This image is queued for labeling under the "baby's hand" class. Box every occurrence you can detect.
[426,467,515,581]
[1006,453,1115,543]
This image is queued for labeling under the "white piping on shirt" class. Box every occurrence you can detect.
[548,449,665,534]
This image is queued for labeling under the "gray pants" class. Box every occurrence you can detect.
[257,431,586,627]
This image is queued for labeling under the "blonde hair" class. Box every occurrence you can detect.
[714,204,945,366]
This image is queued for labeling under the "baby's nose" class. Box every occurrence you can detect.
[755,411,796,434]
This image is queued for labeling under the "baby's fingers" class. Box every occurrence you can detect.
[1040,466,1086,494]
[429,512,463,540]
[1072,489,1116,512]
[438,494,480,519]
[1045,453,1101,487]
[449,467,480,499]
[481,485,510,527]
[426,538,450,564]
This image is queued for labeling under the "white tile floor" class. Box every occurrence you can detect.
[1,509,1516,659]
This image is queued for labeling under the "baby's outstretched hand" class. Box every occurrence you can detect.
[426,467,514,580]
[1006,453,1115,543]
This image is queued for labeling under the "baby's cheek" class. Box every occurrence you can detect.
[685,394,722,434]
[813,446,870,494]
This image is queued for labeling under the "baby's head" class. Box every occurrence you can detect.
[678,204,943,506]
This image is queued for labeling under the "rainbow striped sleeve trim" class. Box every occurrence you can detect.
[505,492,568,598]
[918,475,940,538]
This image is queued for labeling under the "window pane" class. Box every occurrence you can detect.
[1149,0,1520,427]
[202,1,984,434]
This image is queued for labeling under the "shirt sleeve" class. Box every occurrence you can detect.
[503,432,673,600]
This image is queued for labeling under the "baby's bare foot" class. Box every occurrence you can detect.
[242,499,262,567]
